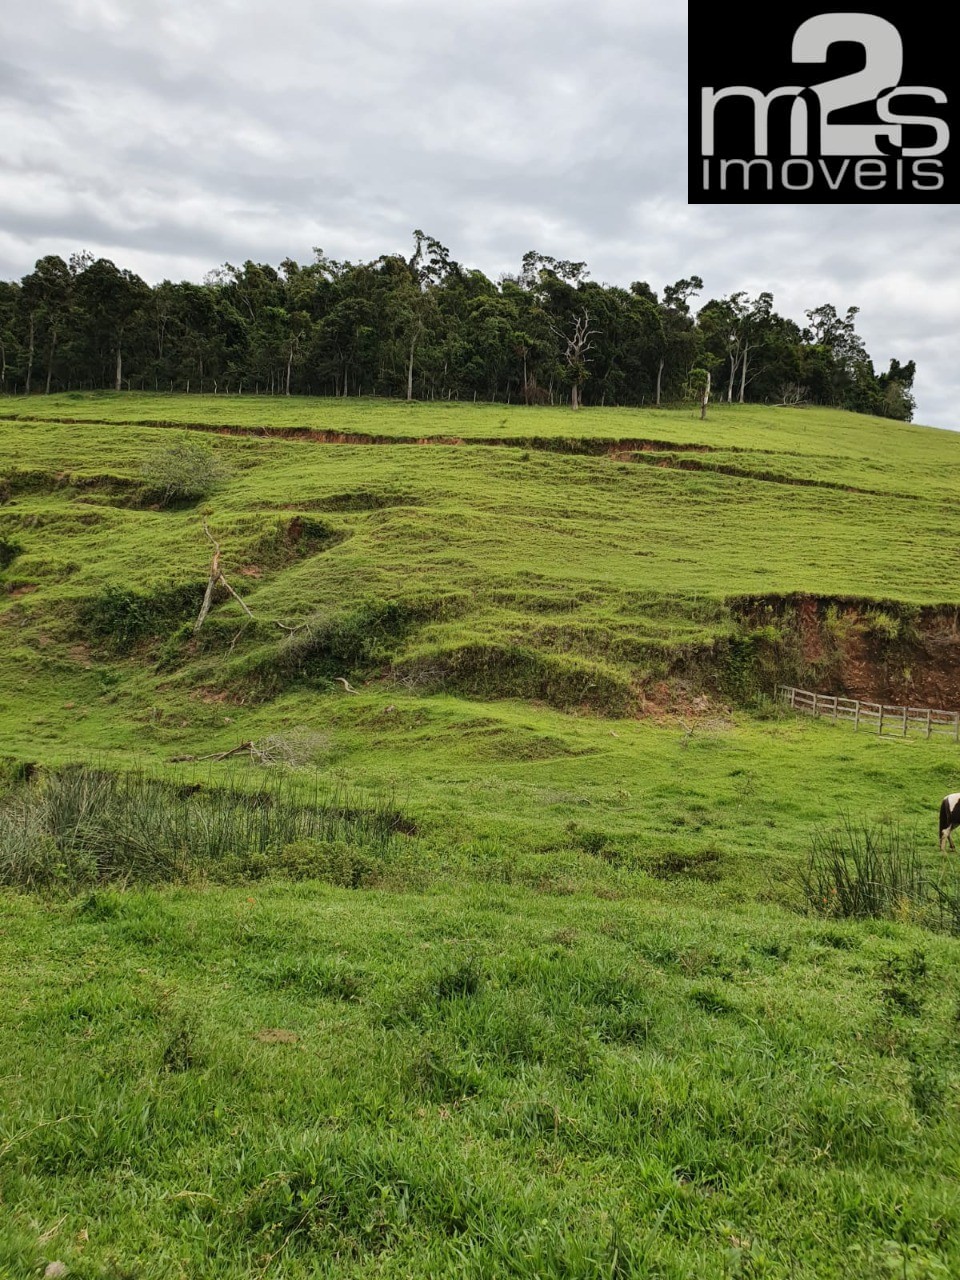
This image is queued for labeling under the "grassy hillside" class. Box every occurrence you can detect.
[1,394,960,1278]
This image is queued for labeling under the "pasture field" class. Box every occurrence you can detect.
[7,390,960,498]
[1,393,960,1278]
[2,885,959,1280]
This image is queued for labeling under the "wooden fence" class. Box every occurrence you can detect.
[776,685,960,740]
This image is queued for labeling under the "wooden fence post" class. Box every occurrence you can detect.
[783,687,959,744]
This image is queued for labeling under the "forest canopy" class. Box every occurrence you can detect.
[0,232,916,419]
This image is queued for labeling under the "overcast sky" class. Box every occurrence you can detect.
[2,0,957,427]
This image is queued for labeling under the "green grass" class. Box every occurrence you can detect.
[0,389,955,454]
[2,393,960,1277]
[3,884,959,1279]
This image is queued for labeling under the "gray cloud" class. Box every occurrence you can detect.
[1,0,955,426]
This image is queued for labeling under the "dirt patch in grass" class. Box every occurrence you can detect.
[254,1028,299,1045]
[647,848,725,881]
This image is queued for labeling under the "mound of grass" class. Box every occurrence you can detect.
[396,641,636,714]
[224,593,472,697]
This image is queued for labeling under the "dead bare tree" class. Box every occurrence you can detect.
[551,310,597,411]
[687,367,712,421]
[193,519,312,640]
[700,369,711,421]
[194,520,255,633]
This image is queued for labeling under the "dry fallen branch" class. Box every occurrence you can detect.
[171,741,262,763]
[171,729,330,767]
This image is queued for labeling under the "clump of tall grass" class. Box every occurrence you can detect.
[802,815,960,934]
[0,765,408,892]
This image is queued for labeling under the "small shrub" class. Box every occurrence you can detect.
[77,581,205,653]
[865,609,901,642]
[140,438,225,506]
[0,536,22,570]
[823,604,860,646]
[277,838,379,887]
[216,850,271,882]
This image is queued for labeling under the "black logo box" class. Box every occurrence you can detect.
[688,3,958,203]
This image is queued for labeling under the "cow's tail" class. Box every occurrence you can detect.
[940,797,951,839]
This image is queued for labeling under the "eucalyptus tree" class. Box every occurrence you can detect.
[0,281,19,391]
[698,291,774,404]
[655,277,704,405]
[73,258,150,390]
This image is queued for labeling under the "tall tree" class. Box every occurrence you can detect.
[0,281,20,392]
[31,256,74,394]
[656,277,704,406]
[74,259,150,391]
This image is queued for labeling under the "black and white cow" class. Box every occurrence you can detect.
[939,793,960,851]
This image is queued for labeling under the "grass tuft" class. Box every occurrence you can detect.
[802,816,960,933]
